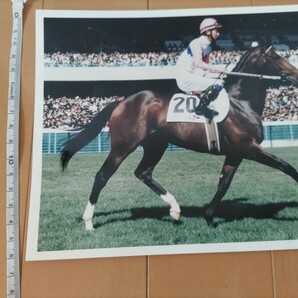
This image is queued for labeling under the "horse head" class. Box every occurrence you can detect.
[227,45,298,87]
[224,45,298,115]
[259,45,298,86]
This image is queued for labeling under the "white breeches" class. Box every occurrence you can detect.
[175,66,222,93]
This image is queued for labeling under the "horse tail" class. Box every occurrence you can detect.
[60,101,119,170]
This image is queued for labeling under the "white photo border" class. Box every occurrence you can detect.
[26,5,298,261]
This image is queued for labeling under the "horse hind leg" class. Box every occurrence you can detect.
[134,141,181,220]
[83,152,129,231]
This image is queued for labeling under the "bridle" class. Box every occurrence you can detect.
[222,46,294,84]
[262,46,294,84]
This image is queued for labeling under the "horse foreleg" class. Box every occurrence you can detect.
[83,201,96,231]
[134,142,181,220]
[83,154,126,231]
[136,167,181,220]
[246,146,298,182]
[205,154,242,227]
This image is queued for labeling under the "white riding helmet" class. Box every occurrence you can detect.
[200,18,222,34]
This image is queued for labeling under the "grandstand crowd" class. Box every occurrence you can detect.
[43,85,298,129]
[263,86,298,122]
[43,30,298,125]
[44,51,180,67]
[44,49,298,67]
[43,95,124,129]
[42,13,298,129]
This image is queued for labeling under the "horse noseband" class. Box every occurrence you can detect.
[280,72,289,84]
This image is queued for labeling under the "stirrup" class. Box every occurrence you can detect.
[203,107,219,119]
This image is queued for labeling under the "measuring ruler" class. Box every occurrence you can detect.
[6,0,26,297]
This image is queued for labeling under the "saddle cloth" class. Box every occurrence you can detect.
[166,89,229,123]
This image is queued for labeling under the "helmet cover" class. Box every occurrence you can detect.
[200,18,222,34]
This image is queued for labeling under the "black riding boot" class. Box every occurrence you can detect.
[195,85,221,118]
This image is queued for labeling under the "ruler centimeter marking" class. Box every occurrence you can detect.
[6,1,26,297]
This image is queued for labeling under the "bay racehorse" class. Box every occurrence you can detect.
[61,45,298,230]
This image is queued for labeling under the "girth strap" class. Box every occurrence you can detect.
[204,118,220,154]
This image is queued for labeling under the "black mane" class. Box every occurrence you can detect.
[224,47,257,89]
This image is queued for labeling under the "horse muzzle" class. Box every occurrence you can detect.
[280,72,298,86]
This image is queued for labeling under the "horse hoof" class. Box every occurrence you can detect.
[170,211,181,221]
[85,226,94,232]
[84,220,94,231]
[206,217,217,228]
[86,227,94,232]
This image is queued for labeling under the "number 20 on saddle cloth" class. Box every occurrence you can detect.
[167,89,229,123]
[166,89,230,153]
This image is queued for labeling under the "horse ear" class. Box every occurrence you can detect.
[265,45,273,54]
[259,38,272,53]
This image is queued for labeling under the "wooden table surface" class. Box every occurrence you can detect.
[1,0,298,297]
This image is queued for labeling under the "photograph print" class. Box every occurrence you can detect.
[27,5,298,261]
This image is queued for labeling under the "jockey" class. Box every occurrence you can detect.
[175,17,228,118]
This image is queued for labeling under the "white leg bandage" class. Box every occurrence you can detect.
[160,192,181,215]
[83,201,95,231]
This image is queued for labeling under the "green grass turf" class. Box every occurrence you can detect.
[38,147,298,252]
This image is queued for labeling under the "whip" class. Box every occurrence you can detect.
[226,71,282,80]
